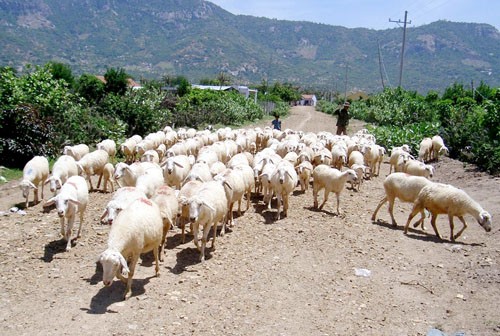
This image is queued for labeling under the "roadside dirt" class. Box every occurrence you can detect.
[0,105,498,335]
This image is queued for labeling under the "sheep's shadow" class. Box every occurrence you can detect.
[167,247,212,275]
[306,205,341,217]
[41,238,76,262]
[82,276,152,314]
[166,232,194,249]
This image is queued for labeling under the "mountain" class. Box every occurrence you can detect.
[1,0,499,93]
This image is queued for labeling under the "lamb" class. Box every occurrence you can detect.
[296,160,313,192]
[19,156,50,208]
[177,180,203,243]
[44,176,89,251]
[63,144,90,161]
[404,183,492,241]
[76,149,109,191]
[100,187,147,225]
[232,163,256,212]
[348,150,365,167]
[141,149,160,164]
[361,143,382,178]
[312,165,357,214]
[98,197,163,299]
[96,139,117,162]
[187,180,228,261]
[270,160,298,220]
[389,145,413,173]
[371,172,434,227]
[162,155,192,190]
[331,144,348,171]
[46,155,78,194]
[431,135,449,161]
[393,151,414,173]
[312,147,333,167]
[151,185,179,261]
[135,166,164,198]
[119,139,137,163]
[404,160,434,179]
[418,137,433,163]
[101,162,115,193]
[258,162,277,208]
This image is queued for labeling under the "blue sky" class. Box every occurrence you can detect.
[208,0,499,30]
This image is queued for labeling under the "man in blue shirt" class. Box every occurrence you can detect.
[271,114,281,130]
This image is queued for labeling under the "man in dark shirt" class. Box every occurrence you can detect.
[271,114,281,130]
[334,102,350,135]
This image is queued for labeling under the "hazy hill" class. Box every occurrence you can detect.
[1,0,498,93]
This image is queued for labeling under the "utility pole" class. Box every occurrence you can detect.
[389,11,411,88]
[377,41,385,89]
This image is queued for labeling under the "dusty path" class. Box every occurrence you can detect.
[0,106,498,336]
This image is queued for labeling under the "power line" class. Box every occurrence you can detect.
[389,11,411,88]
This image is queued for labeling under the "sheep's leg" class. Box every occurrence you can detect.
[246,190,251,211]
[33,187,39,205]
[371,196,387,222]
[87,175,94,191]
[153,242,160,277]
[97,173,103,190]
[192,222,200,251]
[318,189,329,210]
[429,214,442,240]
[65,216,74,251]
[159,219,170,262]
[124,255,138,300]
[282,193,288,217]
[211,220,218,249]
[452,216,468,241]
[275,193,282,220]
[199,223,210,262]
[335,193,341,215]
[313,185,319,208]
[404,206,420,234]
[180,218,186,244]
[76,210,84,238]
[59,217,65,237]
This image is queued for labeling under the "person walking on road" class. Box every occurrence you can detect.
[334,102,351,135]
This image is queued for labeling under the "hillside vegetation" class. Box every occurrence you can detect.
[0,0,499,93]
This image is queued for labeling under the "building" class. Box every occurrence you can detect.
[300,94,317,106]
[192,84,258,103]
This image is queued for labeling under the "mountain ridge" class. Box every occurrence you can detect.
[0,0,498,93]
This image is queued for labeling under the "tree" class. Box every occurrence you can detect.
[177,76,191,97]
[75,74,105,104]
[104,67,128,95]
[47,62,74,87]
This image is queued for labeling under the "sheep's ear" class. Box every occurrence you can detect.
[119,254,129,277]
[174,162,184,168]
[285,171,294,179]
[68,197,81,206]
[28,181,37,189]
[99,209,109,221]
[223,181,233,190]
[195,176,204,183]
[44,197,56,207]
[201,201,216,212]
[44,179,51,185]
[56,178,63,189]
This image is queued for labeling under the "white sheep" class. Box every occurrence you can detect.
[162,155,192,190]
[135,166,164,198]
[389,145,413,173]
[348,150,365,167]
[232,163,255,212]
[63,144,89,161]
[98,197,163,299]
[76,149,109,191]
[119,139,137,163]
[371,172,433,227]
[101,162,115,193]
[209,161,227,178]
[404,160,435,179]
[113,161,157,187]
[331,144,348,171]
[349,163,368,191]
[296,160,313,192]
[46,155,78,194]
[100,187,147,225]
[214,168,246,233]
[141,149,160,164]
[177,180,203,243]
[431,135,449,161]
[96,139,117,162]
[418,137,433,162]
[183,162,213,185]
[187,181,228,261]
[151,185,179,261]
[312,147,333,167]
[44,176,89,251]
[259,162,277,208]
[404,183,492,241]
[19,155,50,208]
[269,160,298,220]
[312,165,357,214]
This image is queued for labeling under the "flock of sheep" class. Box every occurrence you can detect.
[17,124,492,299]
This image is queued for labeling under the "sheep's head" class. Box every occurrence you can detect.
[45,195,79,218]
[19,180,36,198]
[345,169,358,182]
[99,250,129,286]
[479,211,492,232]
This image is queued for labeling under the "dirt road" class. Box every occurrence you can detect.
[0,106,498,335]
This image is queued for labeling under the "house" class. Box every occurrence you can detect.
[300,94,317,106]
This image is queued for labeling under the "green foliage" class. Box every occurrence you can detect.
[267,82,301,103]
[104,67,129,95]
[47,61,74,87]
[0,104,56,167]
[173,89,263,128]
[75,74,105,104]
[177,77,191,97]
